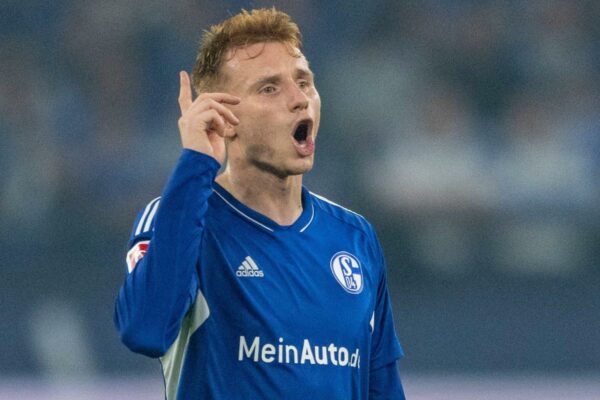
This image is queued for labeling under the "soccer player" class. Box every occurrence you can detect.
[114,8,405,399]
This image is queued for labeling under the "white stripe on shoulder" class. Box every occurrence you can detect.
[309,192,362,217]
[135,197,161,236]
[143,199,161,233]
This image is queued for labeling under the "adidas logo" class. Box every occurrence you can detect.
[236,256,264,278]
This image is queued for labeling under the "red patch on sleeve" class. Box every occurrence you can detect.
[126,241,150,273]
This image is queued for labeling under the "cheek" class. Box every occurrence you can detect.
[241,110,286,141]
[246,142,275,160]
[311,92,322,114]
[311,93,322,129]
[237,104,274,131]
[235,109,262,140]
[238,120,277,150]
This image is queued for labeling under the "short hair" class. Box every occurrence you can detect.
[191,8,302,94]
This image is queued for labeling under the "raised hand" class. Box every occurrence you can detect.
[177,71,240,164]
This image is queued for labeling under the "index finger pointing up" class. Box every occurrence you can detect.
[178,71,193,113]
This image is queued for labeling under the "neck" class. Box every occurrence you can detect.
[215,165,304,226]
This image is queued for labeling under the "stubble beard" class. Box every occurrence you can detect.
[246,143,313,179]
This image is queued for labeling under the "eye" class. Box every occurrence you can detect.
[259,85,277,94]
[298,80,310,90]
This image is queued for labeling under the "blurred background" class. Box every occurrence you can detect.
[1,0,599,398]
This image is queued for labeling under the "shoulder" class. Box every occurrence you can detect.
[129,196,161,245]
[309,191,375,238]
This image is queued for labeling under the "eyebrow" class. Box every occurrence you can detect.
[252,74,282,90]
[295,67,314,80]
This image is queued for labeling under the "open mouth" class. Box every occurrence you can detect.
[293,119,312,144]
[291,118,315,157]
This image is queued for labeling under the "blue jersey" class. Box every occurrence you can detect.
[115,150,405,399]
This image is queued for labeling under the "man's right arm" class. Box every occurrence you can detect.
[113,72,240,357]
[114,150,220,357]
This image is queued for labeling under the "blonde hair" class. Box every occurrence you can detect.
[191,8,302,93]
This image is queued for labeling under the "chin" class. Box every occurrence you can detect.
[288,158,314,176]
[250,158,313,179]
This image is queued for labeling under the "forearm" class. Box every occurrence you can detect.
[114,150,220,357]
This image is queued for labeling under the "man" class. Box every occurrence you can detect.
[115,8,405,399]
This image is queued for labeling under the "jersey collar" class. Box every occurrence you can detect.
[212,182,315,233]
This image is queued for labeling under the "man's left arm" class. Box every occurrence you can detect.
[369,361,406,400]
[368,230,406,399]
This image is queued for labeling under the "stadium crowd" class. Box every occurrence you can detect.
[1,0,598,376]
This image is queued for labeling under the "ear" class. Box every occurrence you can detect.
[222,122,237,139]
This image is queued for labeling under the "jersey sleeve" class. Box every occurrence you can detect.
[369,229,404,370]
[369,361,406,400]
[114,149,220,357]
[124,197,160,274]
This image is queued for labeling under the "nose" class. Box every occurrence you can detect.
[289,83,309,112]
